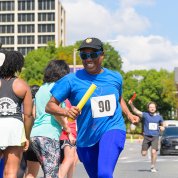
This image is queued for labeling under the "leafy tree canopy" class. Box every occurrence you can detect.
[123,69,176,120]
[21,42,56,85]
[103,43,123,73]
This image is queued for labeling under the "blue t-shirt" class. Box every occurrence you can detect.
[51,68,126,147]
[142,112,164,136]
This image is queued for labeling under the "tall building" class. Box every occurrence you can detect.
[0,0,66,55]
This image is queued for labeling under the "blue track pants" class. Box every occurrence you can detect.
[77,129,126,178]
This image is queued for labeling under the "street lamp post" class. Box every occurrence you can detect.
[73,48,77,73]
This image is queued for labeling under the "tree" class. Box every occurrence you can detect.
[56,45,81,65]
[102,43,123,72]
[20,44,56,85]
[123,69,177,120]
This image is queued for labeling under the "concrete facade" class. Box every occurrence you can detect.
[0,0,66,55]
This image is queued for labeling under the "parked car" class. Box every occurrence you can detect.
[160,126,178,155]
[163,120,178,127]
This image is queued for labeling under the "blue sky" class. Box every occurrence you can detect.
[135,0,178,44]
[60,0,178,72]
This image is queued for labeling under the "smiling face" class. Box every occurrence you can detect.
[80,48,104,75]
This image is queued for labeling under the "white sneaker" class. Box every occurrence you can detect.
[151,167,157,173]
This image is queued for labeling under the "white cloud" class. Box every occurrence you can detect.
[60,0,113,44]
[112,35,178,72]
[60,0,178,72]
[112,7,150,35]
[60,0,150,43]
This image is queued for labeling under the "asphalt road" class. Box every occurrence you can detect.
[38,139,178,178]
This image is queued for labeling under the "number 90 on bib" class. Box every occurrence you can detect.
[90,94,116,118]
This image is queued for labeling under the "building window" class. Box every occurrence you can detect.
[18,47,34,56]
[0,14,14,22]
[18,13,34,22]
[0,1,14,11]
[0,25,14,33]
[38,13,55,21]
[18,36,34,44]
[18,0,34,11]
[38,35,55,44]
[0,36,14,45]
[38,24,55,33]
[4,47,14,51]
[18,25,35,33]
[38,0,55,10]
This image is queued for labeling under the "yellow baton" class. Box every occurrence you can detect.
[68,83,97,122]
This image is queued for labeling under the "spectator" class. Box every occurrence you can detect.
[59,99,78,178]
[0,50,33,177]
[30,59,71,178]
[17,85,41,178]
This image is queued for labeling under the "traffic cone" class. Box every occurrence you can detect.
[130,134,134,143]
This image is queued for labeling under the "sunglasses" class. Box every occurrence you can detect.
[79,51,102,60]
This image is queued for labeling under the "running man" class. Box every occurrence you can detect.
[128,100,164,172]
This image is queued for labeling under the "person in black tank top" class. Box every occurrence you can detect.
[0,50,33,178]
[0,78,23,121]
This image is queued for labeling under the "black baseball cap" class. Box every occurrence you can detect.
[78,37,103,51]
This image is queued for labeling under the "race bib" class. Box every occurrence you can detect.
[149,123,158,130]
[90,94,116,118]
